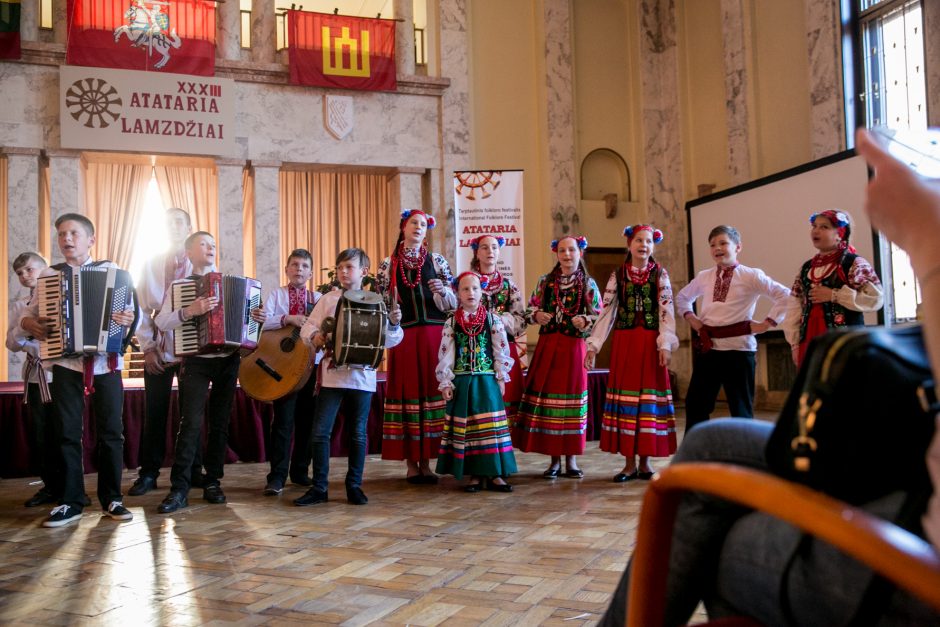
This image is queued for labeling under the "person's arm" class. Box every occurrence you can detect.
[832,257,884,312]
[751,268,791,332]
[5,300,28,352]
[299,294,330,349]
[657,267,679,353]
[384,318,404,350]
[431,254,458,312]
[524,275,550,326]
[436,318,456,396]
[781,277,805,352]
[499,281,528,338]
[575,277,602,333]
[586,272,618,355]
[489,314,514,382]
[675,274,704,331]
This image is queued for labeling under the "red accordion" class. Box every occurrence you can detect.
[171,272,262,356]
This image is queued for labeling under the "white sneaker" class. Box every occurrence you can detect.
[105,501,133,521]
[42,504,83,528]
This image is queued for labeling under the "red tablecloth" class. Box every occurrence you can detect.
[0,371,609,478]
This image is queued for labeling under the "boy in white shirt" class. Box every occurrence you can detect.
[675,225,789,433]
[295,248,403,506]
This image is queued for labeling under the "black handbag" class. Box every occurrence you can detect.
[766,324,938,506]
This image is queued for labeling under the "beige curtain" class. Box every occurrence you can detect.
[155,165,219,261]
[39,158,51,260]
[81,161,151,269]
[1,156,7,380]
[242,166,255,278]
[279,171,390,288]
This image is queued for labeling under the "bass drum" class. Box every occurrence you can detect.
[332,289,387,369]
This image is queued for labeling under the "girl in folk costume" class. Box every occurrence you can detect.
[782,210,883,366]
[436,272,518,492]
[470,235,527,422]
[513,235,602,478]
[377,209,458,483]
[585,225,678,482]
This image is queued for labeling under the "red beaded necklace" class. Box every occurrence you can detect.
[457,304,487,337]
[397,244,428,289]
[481,269,502,295]
[627,261,654,285]
[553,270,584,318]
[811,246,843,269]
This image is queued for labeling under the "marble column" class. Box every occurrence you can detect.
[252,163,281,299]
[251,0,275,64]
[542,0,578,239]
[217,161,246,276]
[47,151,84,264]
[5,151,42,380]
[53,0,67,44]
[721,0,752,185]
[217,0,243,61]
[19,0,38,41]
[394,0,416,76]
[803,0,845,158]
[439,0,471,270]
[637,0,685,279]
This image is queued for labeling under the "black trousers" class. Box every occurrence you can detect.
[267,370,317,484]
[27,382,62,497]
[51,366,125,511]
[137,363,202,480]
[170,353,239,493]
[684,349,755,433]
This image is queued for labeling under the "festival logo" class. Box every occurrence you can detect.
[113,0,181,70]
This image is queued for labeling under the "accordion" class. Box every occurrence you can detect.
[171,272,262,356]
[36,265,136,359]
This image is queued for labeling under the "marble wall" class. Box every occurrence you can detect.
[803,0,846,158]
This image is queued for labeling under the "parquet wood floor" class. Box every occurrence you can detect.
[0,413,724,626]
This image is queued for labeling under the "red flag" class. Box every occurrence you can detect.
[288,11,396,92]
[66,0,215,76]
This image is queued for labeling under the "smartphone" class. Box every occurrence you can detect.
[869,126,940,178]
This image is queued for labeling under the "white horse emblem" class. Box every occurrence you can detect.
[113,0,182,69]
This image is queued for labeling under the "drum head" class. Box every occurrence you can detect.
[343,289,383,305]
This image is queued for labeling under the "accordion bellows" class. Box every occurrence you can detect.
[171,272,262,356]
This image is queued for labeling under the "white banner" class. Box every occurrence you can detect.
[453,170,525,290]
[59,65,235,157]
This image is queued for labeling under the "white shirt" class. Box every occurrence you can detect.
[5,295,50,383]
[675,264,790,352]
[135,249,193,364]
[436,311,514,389]
[262,285,323,365]
[299,288,404,392]
[587,266,680,353]
[13,259,130,375]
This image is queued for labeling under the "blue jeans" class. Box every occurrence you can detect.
[310,387,372,492]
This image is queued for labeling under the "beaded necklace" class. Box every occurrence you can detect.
[553,269,584,318]
[481,269,502,295]
[457,304,487,337]
[397,244,428,289]
[627,260,653,285]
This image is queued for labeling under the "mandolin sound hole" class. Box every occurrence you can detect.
[280,337,296,352]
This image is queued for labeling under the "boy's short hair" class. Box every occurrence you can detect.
[336,247,370,270]
[287,248,313,265]
[12,252,48,272]
[184,230,214,249]
[708,225,741,245]
[167,207,192,225]
[55,213,95,236]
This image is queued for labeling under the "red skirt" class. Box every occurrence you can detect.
[382,324,446,461]
[797,304,829,366]
[502,341,524,422]
[512,333,588,455]
[600,328,676,457]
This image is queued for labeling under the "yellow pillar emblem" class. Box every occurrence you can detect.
[321,26,371,77]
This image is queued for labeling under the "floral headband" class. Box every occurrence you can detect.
[469,235,506,250]
[400,209,436,230]
[623,224,664,244]
[550,235,589,252]
[810,210,849,238]
[451,271,488,290]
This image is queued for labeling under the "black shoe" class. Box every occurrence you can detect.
[463,480,482,493]
[346,486,368,505]
[24,488,57,508]
[294,488,328,506]
[83,493,92,507]
[613,470,639,483]
[290,475,313,487]
[263,480,284,496]
[191,473,207,489]
[42,504,82,528]
[158,491,188,514]
[420,473,439,485]
[542,466,561,479]
[203,484,226,504]
[637,470,655,481]
[486,478,513,493]
[104,501,133,521]
[565,468,584,478]
[128,475,157,496]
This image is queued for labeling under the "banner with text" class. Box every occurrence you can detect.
[454,170,525,293]
[60,64,234,156]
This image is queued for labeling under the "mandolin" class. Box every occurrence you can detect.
[239,324,314,402]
